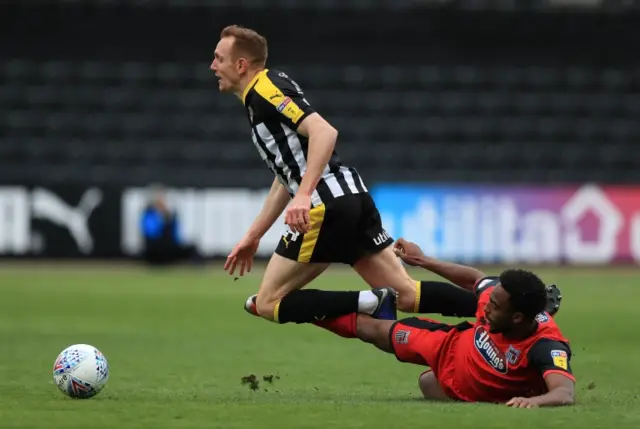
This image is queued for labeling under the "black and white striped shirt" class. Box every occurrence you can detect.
[242,69,367,207]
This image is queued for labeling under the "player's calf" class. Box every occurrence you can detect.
[254,289,360,322]
[353,246,418,313]
[411,281,562,318]
[244,287,396,324]
[311,312,397,352]
[354,314,396,353]
[414,280,478,317]
[312,287,397,339]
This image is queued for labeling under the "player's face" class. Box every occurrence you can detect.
[484,286,516,334]
[210,37,243,93]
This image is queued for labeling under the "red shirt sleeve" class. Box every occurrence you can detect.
[527,338,575,382]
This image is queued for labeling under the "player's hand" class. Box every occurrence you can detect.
[224,234,260,277]
[285,194,311,234]
[506,397,540,408]
[393,238,426,266]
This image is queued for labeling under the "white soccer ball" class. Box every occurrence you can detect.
[52,344,109,399]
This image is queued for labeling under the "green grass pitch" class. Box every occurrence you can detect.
[0,263,639,428]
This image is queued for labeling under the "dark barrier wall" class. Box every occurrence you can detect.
[3,2,639,64]
[1,2,639,188]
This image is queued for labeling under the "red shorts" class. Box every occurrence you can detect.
[390,317,472,399]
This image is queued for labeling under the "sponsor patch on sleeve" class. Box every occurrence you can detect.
[551,350,568,370]
[276,97,292,112]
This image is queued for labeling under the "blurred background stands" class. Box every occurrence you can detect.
[1,0,639,188]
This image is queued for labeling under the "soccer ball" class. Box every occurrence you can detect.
[52,344,109,399]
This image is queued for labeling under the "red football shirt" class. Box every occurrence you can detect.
[443,277,575,403]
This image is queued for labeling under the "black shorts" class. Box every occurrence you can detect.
[275,192,392,265]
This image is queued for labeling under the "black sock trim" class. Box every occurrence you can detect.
[418,281,478,317]
[276,289,359,324]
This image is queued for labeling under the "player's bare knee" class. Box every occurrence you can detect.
[389,273,418,313]
[418,371,449,401]
[397,287,417,313]
[418,371,431,394]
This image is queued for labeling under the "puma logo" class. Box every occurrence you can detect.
[31,187,103,254]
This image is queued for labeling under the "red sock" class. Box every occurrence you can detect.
[313,313,357,338]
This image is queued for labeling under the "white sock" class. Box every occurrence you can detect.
[358,291,379,315]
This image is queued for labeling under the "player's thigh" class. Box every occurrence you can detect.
[349,193,417,308]
[256,252,329,306]
[353,246,417,311]
[389,317,456,369]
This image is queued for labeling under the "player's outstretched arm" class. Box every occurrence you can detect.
[247,177,292,240]
[225,178,291,276]
[508,339,576,407]
[507,373,575,408]
[393,238,485,292]
[539,373,575,406]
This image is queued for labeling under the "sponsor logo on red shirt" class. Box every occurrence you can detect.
[474,326,507,374]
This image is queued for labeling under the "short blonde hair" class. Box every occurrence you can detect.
[220,25,268,67]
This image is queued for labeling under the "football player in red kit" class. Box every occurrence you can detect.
[313,238,575,407]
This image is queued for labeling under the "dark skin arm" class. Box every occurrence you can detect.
[393,238,486,292]
[506,373,575,408]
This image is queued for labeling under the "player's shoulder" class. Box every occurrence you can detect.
[266,69,301,87]
[526,336,574,378]
[245,70,280,109]
[534,314,568,339]
[528,336,573,363]
[527,316,572,359]
[249,69,305,102]
[263,69,310,101]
